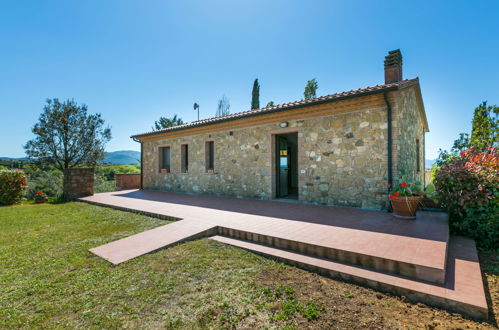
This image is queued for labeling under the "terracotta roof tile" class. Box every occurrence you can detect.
[131,78,419,139]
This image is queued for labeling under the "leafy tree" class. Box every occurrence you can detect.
[435,133,470,167]
[304,78,318,100]
[435,101,498,167]
[470,101,498,150]
[216,95,231,117]
[153,114,184,130]
[266,101,275,107]
[24,98,111,172]
[251,79,260,109]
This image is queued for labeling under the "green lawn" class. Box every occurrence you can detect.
[0,202,321,329]
[0,202,497,329]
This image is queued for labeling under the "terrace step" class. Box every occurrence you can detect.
[210,235,488,320]
[217,213,449,285]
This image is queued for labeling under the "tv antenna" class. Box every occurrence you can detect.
[193,103,200,121]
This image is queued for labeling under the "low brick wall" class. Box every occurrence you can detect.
[116,174,141,190]
[63,168,94,198]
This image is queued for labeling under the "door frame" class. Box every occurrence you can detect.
[270,127,300,199]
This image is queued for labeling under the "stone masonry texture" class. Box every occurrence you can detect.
[142,88,426,210]
[393,87,425,185]
[63,168,94,198]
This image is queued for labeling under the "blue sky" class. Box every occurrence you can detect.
[1,0,498,159]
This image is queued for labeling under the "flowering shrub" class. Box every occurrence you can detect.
[34,190,48,203]
[388,174,422,201]
[0,169,28,205]
[434,147,498,250]
[26,170,63,199]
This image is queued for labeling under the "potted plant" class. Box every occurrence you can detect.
[420,183,441,209]
[389,179,422,219]
[34,191,48,204]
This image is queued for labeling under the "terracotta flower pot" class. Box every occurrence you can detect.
[34,196,48,204]
[391,196,421,219]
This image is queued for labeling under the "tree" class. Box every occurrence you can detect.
[470,101,498,150]
[435,133,470,166]
[435,101,498,167]
[153,114,184,130]
[216,95,230,117]
[24,98,111,172]
[304,78,318,100]
[251,79,260,109]
[266,101,275,107]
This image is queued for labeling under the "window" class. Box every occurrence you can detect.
[416,139,420,172]
[206,141,214,171]
[159,147,170,172]
[181,144,189,173]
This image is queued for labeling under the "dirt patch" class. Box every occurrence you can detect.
[254,252,498,329]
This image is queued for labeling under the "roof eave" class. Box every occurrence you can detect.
[130,83,412,141]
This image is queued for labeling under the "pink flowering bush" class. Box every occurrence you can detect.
[434,147,498,249]
[0,169,28,205]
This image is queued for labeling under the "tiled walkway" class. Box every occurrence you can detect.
[82,190,447,270]
[79,189,487,319]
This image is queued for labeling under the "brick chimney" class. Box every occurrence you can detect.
[384,49,402,84]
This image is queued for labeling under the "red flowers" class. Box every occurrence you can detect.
[37,191,43,194]
[389,194,396,201]
[395,192,400,196]
[400,182,407,188]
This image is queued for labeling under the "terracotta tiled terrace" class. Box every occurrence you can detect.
[80,189,488,320]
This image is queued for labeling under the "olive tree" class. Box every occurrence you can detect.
[24,98,111,176]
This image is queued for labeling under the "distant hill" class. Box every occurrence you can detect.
[103,150,140,165]
[1,151,140,165]
[0,156,29,161]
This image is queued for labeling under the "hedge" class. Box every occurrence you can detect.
[434,147,498,250]
[0,169,28,205]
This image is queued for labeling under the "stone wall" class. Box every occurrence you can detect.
[143,103,391,209]
[393,86,425,185]
[63,168,94,198]
[116,174,141,190]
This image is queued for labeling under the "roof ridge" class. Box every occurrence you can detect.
[132,78,419,139]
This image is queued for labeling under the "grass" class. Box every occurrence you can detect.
[0,202,497,328]
[0,202,321,328]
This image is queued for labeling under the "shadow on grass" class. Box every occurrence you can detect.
[480,251,498,327]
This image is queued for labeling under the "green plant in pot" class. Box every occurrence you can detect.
[34,190,48,204]
[420,182,440,209]
[389,176,422,219]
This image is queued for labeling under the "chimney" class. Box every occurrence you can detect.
[384,49,402,84]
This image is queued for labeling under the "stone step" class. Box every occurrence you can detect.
[210,235,488,320]
[217,221,448,284]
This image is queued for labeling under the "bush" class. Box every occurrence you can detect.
[0,170,28,205]
[434,147,498,250]
[26,170,63,199]
[94,175,116,193]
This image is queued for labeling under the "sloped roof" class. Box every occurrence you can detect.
[132,78,420,139]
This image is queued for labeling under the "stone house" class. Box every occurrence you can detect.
[132,50,428,209]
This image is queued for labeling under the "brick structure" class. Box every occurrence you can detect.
[63,168,94,198]
[116,174,141,190]
[384,49,402,84]
[132,50,429,210]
